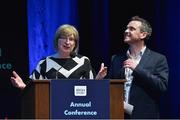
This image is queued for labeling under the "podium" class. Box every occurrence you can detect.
[21,79,125,119]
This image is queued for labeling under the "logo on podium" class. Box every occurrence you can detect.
[74,86,87,96]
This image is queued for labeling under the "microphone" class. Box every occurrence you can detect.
[70,51,76,58]
[55,51,76,79]
[56,66,62,79]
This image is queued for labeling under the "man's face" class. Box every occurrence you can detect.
[124,21,143,44]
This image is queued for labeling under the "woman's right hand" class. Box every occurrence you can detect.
[10,71,26,90]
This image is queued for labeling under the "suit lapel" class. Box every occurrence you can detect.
[120,53,128,78]
[138,48,151,68]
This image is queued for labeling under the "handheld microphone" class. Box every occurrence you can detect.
[55,51,76,79]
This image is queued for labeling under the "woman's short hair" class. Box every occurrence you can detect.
[54,24,79,53]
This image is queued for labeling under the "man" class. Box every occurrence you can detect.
[108,16,169,118]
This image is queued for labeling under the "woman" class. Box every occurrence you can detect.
[11,24,107,90]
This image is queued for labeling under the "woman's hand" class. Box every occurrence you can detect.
[95,63,107,80]
[10,71,26,90]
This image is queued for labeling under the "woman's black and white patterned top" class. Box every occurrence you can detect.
[29,54,95,80]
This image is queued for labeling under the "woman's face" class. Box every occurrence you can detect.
[58,34,76,57]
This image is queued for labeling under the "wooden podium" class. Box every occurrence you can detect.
[21,79,125,119]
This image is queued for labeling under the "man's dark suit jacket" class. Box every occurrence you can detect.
[108,48,169,119]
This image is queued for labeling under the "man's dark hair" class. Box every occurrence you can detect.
[131,16,152,40]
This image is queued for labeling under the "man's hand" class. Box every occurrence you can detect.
[123,59,138,70]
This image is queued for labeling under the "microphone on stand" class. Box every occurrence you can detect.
[56,66,63,79]
[55,51,76,79]
[70,51,76,58]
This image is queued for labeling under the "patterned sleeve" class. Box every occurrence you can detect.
[82,57,95,79]
[29,58,46,80]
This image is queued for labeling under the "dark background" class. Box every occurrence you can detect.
[0,0,179,118]
[0,0,28,118]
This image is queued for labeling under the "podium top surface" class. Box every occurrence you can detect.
[31,79,126,84]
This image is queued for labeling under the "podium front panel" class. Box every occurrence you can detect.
[21,79,125,119]
[51,79,110,119]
